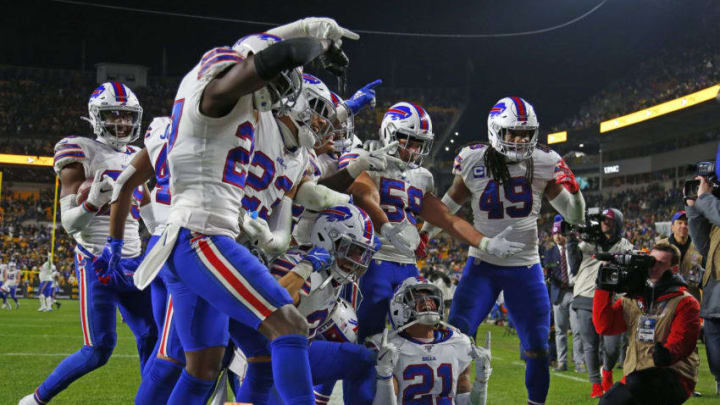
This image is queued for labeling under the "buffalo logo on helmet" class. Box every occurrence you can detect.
[489,102,506,117]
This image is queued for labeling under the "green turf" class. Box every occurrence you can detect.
[0,299,718,404]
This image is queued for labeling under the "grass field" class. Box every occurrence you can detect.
[1,298,718,404]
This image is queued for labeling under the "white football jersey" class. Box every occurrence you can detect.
[292,150,340,245]
[166,47,258,238]
[39,261,55,282]
[340,150,434,264]
[453,144,561,266]
[5,265,19,287]
[269,249,343,338]
[144,116,173,235]
[51,270,61,283]
[54,136,142,257]
[240,113,309,222]
[368,327,473,403]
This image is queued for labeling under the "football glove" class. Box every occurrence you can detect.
[344,79,382,115]
[375,329,399,379]
[86,171,114,210]
[477,226,525,258]
[554,159,579,194]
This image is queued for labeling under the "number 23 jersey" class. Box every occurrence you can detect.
[453,144,561,266]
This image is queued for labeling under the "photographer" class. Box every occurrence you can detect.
[544,215,585,372]
[687,173,720,394]
[567,208,632,397]
[593,242,700,405]
[658,211,703,302]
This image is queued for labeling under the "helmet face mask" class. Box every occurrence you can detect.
[380,102,434,168]
[311,204,378,285]
[87,82,143,149]
[389,278,445,330]
[487,96,539,162]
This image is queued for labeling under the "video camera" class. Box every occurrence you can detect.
[559,207,604,243]
[684,161,720,200]
[595,252,656,294]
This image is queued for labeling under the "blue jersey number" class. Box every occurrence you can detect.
[222,121,254,189]
[478,176,532,219]
[154,144,171,205]
[402,363,453,404]
[380,178,423,225]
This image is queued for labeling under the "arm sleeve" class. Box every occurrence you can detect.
[592,289,627,335]
[548,187,586,225]
[254,38,327,81]
[665,295,701,364]
[60,194,97,235]
[694,193,720,227]
[687,204,712,257]
[294,181,350,211]
[372,377,398,405]
[263,196,294,255]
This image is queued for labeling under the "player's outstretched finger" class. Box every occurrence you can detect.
[381,328,389,346]
[366,79,382,89]
[376,141,399,154]
[341,27,360,40]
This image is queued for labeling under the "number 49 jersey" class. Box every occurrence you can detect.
[339,150,434,264]
[368,327,473,404]
[453,144,561,266]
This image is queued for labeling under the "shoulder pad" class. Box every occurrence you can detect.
[196,47,245,81]
[338,148,365,170]
[53,136,93,175]
[453,144,487,176]
[144,117,172,141]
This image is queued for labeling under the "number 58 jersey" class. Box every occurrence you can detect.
[340,152,434,264]
[453,144,561,266]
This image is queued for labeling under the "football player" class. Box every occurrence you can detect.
[50,266,61,310]
[421,96,585,405]
[340,102,519,343]
[105,116,185,404]
[262,204,379,405]
[19,82,158,405]
[131,20,357,404]
[38,254,55,312]
[1,260,19,310]
[368,277,492,405]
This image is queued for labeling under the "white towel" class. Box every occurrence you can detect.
[133,223,181,290]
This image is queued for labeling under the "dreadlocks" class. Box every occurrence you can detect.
[483,145,535,185]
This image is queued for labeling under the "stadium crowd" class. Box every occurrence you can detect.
[553,38,720,131]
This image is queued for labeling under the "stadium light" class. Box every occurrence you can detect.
[450,139,455,144]
[454,132,459,136]
[445,146,449,151]
[547,131,567,144]
[600,84,720,133]
[0,153,53,167]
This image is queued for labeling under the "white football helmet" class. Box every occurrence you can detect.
[328,90,355,152]
[290,73,340,145]
[232,33,302,114]
[86,82,143,150]
[379,102,434,168]
[316,298,360,343]
[389,277,445,331]
[311,204,379,284]
[487,96,539,162]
